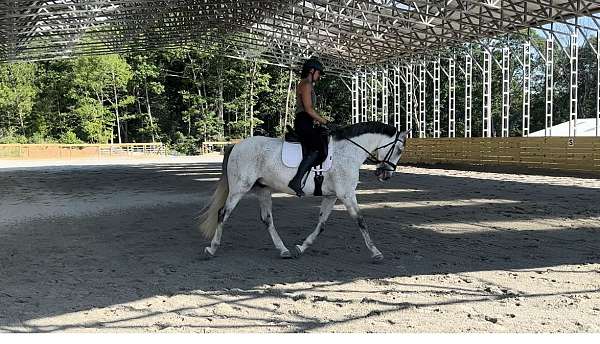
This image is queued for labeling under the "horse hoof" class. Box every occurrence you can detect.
[371,253,384,264]
[199,247,214,260]
[280,250,292,259]
[291,245,303,259]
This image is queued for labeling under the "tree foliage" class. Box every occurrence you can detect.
[0,62,38,139]
[0,48,340,150]
[1,36,598,151]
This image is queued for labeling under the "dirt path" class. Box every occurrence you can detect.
[1,159,599,332]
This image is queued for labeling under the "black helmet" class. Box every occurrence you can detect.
[302,57,325,76]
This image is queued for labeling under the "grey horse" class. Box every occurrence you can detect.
[198,122,408,262]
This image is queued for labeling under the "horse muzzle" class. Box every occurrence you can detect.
[375,167,393,181]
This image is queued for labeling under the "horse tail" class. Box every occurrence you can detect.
[198,144,234,238]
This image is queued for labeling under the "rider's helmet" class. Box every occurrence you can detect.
[301,57,325,78]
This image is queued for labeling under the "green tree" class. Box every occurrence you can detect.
[130,54,164,142]
[72,55,133,144]
[0,62,38,137]
[34,60,77,139]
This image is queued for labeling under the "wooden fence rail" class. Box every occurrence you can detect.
[201,140,241,154]
[0,143,166,160]
[4,139,597,174]
[400,137,600,174]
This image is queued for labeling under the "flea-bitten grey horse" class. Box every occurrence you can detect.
[198,121,408,262]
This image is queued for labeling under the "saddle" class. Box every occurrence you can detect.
[282,125,332,196]
[284,125,301,143]
[282,125,332,170]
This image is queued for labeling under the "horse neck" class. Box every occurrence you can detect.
[335,133,389,165]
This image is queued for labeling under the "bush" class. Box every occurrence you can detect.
[0,129,28,144]
[29,132,50,144]
[172,131,200,155]
[58,131,84,144]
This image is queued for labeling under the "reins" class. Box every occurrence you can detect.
[340,130,403,171]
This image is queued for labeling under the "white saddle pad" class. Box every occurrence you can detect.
[282,141,333,172]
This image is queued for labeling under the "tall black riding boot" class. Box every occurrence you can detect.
[288,151,320,197]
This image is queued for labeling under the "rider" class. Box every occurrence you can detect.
[288,57,329,197]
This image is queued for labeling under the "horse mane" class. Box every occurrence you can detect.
[331,121,397,141]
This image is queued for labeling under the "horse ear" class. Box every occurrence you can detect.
[399,130,410,138]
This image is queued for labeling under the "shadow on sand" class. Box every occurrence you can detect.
[1,162,599,330]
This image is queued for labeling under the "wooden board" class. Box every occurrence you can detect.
[403,137,600,173]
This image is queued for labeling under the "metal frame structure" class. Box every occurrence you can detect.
[381,67,389,124]
[351,73,360,124]
[464,54,473,138]
[369,69,377,121]
[432,58,441,138]
[3,1,600,72]
[569,32,579,137]
[418,62,426,138]
[2,1,600,138]
[405,64,413,137]
[545,37,554,137]
[361,71,367,122]
[482,50,492,138]
[522,42,531,137]
[441,56,456,138]
[392,64,401,130]
[501,47,510,138]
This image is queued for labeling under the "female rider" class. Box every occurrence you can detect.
[287,58,329,197]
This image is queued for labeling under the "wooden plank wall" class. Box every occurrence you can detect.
[400,137,600,174]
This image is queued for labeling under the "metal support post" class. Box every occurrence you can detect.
[419,63,426,138]
[483,50,492,137]
[393,65,401,130]
[502,47,510,137]
[382,67,389,124]
[405,65,413,137]
[597,30,599,136]
[570,32,578,137]
[361,71,367,122]
[522,42,531,137]
[545,38,554,136]
[352,73,359,124]
[433,58,441,138]
[465,55,473,138]
[370,70,377,121]
[448,57,456,137]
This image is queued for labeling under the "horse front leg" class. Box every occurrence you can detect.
[292,196,337,258]
[340,193,384,263]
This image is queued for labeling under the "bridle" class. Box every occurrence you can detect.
[342,130,404,171]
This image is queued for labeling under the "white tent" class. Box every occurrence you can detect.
[529,118,599,137]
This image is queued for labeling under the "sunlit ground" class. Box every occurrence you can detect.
[1,158,599,332]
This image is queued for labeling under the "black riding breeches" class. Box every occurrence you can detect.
[294,112,325,155]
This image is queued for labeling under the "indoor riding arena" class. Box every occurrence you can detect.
[1,0,600,333]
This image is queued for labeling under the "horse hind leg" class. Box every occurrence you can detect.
[201,187,247,259]
[256,187,291,258]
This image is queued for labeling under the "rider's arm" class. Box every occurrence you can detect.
[300,82,328,125]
